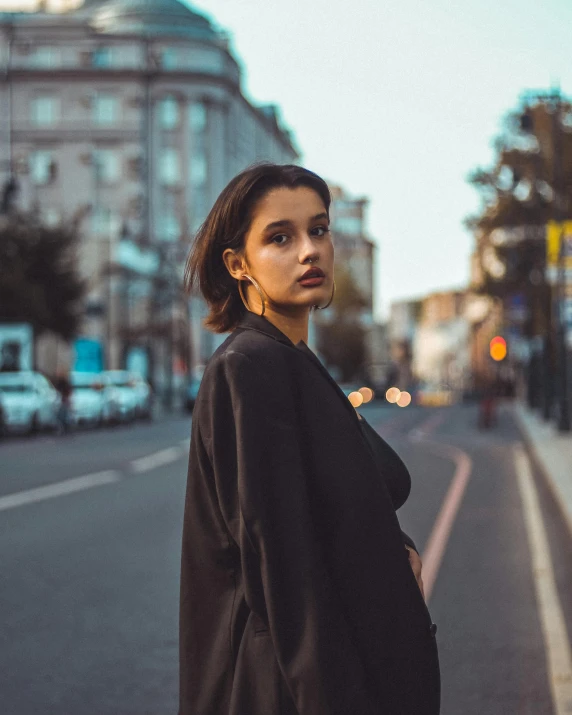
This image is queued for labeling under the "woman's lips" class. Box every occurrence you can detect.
[298,276,325,287]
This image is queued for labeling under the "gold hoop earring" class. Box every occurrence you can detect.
[238,274,267,317]
[314,280,336,310]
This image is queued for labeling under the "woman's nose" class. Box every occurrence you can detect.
[300,236,320,264]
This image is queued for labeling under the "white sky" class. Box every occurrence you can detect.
[189,0,572,319]
[4,0,572,318]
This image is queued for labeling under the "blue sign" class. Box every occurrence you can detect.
[73,338,104,372]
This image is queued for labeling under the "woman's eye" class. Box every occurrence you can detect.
[312,225,330,237]
[271,234,289,245]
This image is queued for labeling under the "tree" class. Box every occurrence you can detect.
[0,211,86,340]
[466,91,572,336]
[317,263,368,382]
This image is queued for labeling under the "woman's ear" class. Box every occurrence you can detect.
[222,249,246,280]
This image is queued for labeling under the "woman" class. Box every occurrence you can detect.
[179,164,440,715]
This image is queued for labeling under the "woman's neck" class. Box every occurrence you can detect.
[263,307,310,345]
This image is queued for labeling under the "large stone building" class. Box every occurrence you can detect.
[0,0,298,396]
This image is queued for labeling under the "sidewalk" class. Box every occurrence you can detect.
[513,402,572,538]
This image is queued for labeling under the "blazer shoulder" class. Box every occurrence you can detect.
[198,330,295,412]
[209,328,293,373]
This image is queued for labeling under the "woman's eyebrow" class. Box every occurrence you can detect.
[263,213,329,232]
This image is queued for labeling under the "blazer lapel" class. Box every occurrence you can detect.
[236,312,360,427]
[294,340,361,427]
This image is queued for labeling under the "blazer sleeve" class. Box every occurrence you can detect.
[401,530,419,553]
[212,350,380,715]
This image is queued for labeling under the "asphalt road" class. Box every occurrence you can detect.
[1,403,571,714]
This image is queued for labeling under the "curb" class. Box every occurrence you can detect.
[512,404,572,541]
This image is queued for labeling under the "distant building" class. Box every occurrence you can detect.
[0,0,298,393]
[413,290,470,392]
[387,298,422,390]
[329,184,375,325]
[308,183,379,381]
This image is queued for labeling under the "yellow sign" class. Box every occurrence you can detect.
[546,221,572,268]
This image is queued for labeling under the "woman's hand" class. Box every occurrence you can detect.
[405,545,425,600]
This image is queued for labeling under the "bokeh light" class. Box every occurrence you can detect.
[386,387,401,404]
[358,386,374,404]
[397,391,412,408]
[348,391,364,408]
[489,336,507,361]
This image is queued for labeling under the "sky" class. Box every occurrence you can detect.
[187,0,572,319]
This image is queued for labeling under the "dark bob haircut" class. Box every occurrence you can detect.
[184,163,331,333]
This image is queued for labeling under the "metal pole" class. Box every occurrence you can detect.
[552,92,571,431]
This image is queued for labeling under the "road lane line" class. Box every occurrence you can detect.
[0,470,121,512]
[130,446,184,474]
[514,445,572,714]
[419,441,472,603]
[409,411,446,442]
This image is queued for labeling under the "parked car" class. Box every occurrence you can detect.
[69,372,106,428]
[101,370,139,423]
[184,376,202,413]
[130,374,153,420]
[0,371,61,434]
[0,392,6,438]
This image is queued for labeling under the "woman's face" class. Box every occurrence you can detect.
[226,185,334,313]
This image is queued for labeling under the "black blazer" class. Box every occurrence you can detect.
[179,313,440,715]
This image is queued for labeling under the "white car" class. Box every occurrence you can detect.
[130,374,153,420]
[0,371,61,434]
[101,370,139,423]
[69,372,106,428]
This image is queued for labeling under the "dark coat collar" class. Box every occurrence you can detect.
[235,312,295,347]
[236,312,360,427]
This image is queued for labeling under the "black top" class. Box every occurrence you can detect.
[359,417,411,510]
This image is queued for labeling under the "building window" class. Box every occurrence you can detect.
[161,48,178,70]
[30,46,61,69]
[29,150,56,184]
[159,96,180,130]
[92,47,113,68]
[189,152,207,188]
[162,211,181,241]
[157,192,180,241]
[30,95,60,126]
[94,149,120,184]
[159,148,181,185]
[189,102,207,132]
[333,216,362,236]
[93,94,119,125]
[91,207,120,236]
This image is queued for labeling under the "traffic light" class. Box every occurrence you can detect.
[490,336,507,361]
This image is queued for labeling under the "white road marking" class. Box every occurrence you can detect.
[403,412,472,604]
[409,411,446,442]
[419,441,473,603]
[514,445,572,714]
[0,470,121,512]
[130,446,184,474]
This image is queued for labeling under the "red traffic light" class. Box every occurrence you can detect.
[490,336,507,361]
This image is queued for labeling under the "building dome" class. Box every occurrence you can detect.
[89,0,219,40]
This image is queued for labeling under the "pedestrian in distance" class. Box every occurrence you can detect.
[179,163,440,715]
[54,370,72,435]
